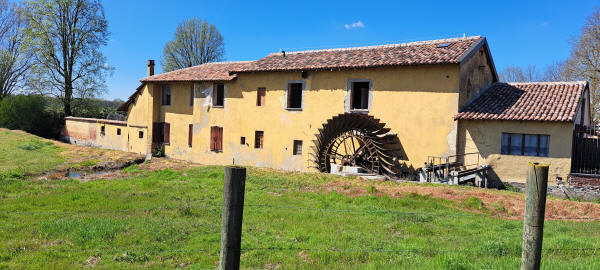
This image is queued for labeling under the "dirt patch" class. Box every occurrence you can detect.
[320,178,600,221]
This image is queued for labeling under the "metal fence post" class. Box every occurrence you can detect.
[219,166,246,270]
[521,162,549,270]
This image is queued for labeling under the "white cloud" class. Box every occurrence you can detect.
[541,22,549,26]
[344,21,365,30]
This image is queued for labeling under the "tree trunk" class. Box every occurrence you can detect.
[64,81,73,116]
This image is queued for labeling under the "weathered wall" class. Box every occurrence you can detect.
[457,119,573,185]
[458,46,495,108]
[63,117,128,151]
[182,64,462,172]
[158,83,194,160]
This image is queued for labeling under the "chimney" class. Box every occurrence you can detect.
[147,60,155,76]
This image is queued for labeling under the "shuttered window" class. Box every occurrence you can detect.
[210,126,223,152]
[153,122,170,144]
[257,87,266,106]
[254,131,264,149]
[188,124,193,147]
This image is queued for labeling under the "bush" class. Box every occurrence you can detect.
[0,95,63,138]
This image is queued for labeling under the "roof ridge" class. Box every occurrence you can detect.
[144,60,255,79]
[272,36,482,55]
[506,81,587,85]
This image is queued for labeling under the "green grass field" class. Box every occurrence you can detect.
[1,130,599,269]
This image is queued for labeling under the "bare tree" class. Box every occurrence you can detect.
[23,0,111,116]
[0,0,32,100]
[562,8,600,123]
[499,65,542,82]
[161,18,224,72]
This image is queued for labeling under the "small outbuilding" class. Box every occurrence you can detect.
[455,81,591,185]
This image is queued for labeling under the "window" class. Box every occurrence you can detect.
[501,133,549,157]
[287,83,303,109]
[254,131,264,149]
[210,126,223,152]
[293,140,302,155]
[139,131,144,139]
[257,87,266,106]
[190,85,194,107]
[351,81,370,110]
[161,86,171,106]
[153,122,170,144]
[117,128,121,135]
[100,126,105,136]
[240,137,246,145]
[213,83,224,107]
[188,124,193,148]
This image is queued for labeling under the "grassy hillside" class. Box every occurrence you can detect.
[0,130,599,269]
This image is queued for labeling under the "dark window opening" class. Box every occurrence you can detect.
[100,126,105,136]
[257,87,266,106]
[117,128,121,135]
[501,133,549,157]
[162,86,171,106]
[153,122,170,144]
[255,131,264,149]
[188,124,193,147]
[293,140,302,155]
[351,81,370,110]
[213,83,224,107]
[240,137,246,145]
[287,83,302,109]
[210,126,223,152]
[139,131,144,138]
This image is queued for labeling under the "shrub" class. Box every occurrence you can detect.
[0,95,63,138]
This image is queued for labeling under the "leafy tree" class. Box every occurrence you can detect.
[23,0,111,116]
[0,0,32,100]
[161,18,224,72]
[0,95,62,137]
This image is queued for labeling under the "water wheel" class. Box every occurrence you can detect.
[311,113,401,178]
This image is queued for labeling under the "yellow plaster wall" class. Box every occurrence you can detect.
[157,83,194,160]
[125,85,153,155]
[96,123,128,151]
[63,119,128,151]
[457,120,573,184]
[185,64,461,172]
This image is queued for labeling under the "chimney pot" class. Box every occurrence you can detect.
[147,60,155,76]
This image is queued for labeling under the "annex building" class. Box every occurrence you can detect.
[62,36,591,185]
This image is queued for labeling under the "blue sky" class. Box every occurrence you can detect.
[102,0,598,100]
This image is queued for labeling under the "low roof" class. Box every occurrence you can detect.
[229,36,487,73]
[455,81,588,122]
[140,61,254,83]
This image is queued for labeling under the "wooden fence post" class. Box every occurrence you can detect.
[219,166,246,270]
[521,162,549,270]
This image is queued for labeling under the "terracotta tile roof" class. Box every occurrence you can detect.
[140,61,254,82]
[455,81,588,122]
[230,36,485,73]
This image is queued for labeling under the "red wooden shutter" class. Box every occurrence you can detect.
[217,127,223,151]
[257,88,266,106]
[188,124,193,147]
[210,126,216,151]
[164,123,170,144]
